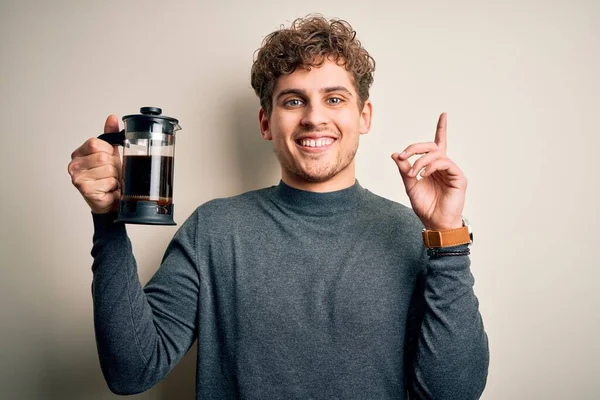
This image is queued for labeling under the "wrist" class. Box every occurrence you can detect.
[424,218,463,231]
[92,211,120,228]
[422,217,472,248]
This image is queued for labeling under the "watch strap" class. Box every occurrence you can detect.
[422,226,471,248]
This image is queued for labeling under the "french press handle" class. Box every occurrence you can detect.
[98,130,125,146]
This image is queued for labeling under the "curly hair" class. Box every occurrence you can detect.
[251,14,376,116]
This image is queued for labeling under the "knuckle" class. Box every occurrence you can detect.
[67,162,77,176]
[110,161,120,173]
[97,165,112,179]
[107,178,119,193]
[89,137,108,154]
[73,175,88,190]
[108,164,119,178]
[72,175,82,187]
[101,164,113,176]
[87,137,101,152]
[77,180,91,195]
[97,151,111,164]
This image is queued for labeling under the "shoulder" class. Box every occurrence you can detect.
[358,187,425,252]
[351,186,426,266]
[201,186,274,212]
[360,188,423,229]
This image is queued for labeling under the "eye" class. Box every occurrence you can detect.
[284,99,304,107]
[327,97,343,105]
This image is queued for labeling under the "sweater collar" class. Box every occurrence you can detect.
[270,179,365,216]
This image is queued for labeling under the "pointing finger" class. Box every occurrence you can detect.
[435,112,447,154]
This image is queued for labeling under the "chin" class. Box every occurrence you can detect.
[296,164,343,183]
[298,173,336,183]
[279,150,355,185]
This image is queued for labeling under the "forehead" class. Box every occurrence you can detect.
[274,60,357,95]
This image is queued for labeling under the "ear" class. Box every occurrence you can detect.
[259,108,272,140]
[359,99,373,135]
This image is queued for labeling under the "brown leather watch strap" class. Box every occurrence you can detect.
[422,226,471,248]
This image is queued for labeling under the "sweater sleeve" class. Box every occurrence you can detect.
[90,211,200,395]
[404,245,489,399]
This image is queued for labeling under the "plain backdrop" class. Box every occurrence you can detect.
[1,0,599,399]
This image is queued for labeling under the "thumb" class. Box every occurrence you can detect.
[104,114,120,134]
[391,153,417,192]
[103,114,122,158]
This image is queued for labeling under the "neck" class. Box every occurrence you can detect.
[272,178,364,216]
[281,162,356,193]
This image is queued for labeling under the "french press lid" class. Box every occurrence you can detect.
[122,107,181,133]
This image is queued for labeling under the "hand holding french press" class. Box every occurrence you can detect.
[68,107,182,225]
[68,115,122,215]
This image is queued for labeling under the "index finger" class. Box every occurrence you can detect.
[435,112,447,154]
[71,115,120,159]
[70,137,115,159]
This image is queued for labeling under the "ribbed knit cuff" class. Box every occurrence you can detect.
[92,212,124,234]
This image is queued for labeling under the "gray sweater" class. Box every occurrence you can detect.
[90,181,489,399]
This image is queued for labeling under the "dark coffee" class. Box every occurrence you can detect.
[122,155,173,206]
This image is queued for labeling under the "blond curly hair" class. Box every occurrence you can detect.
[251,14,376,115]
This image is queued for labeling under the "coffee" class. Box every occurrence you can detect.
[121,155,173,206]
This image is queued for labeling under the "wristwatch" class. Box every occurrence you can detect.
[422,217,473,248]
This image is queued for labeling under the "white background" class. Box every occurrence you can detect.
[1,0,598,398]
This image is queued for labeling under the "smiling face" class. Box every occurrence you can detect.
[259,59,373,192]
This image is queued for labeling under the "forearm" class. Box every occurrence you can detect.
[90,213,168,394]
[408,245,489,399]
[90,212,199,395]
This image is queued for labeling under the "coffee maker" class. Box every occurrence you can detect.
[98,107,181,225]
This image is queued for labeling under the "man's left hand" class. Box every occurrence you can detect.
[392,112,467,231]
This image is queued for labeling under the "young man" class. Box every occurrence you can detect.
[68,15,489,399]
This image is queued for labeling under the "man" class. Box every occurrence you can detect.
[68,15,489,399]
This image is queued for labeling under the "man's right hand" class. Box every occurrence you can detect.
[68,115,122,214]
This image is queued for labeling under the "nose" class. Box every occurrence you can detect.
[300,103,328,128]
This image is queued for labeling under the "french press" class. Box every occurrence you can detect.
[98,107,181,225]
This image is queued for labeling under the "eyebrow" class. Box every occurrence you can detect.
[275,86,354,101]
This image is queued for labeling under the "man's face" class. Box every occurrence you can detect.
[259,59,372,191]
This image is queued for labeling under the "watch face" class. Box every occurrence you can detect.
[462,217,473,244]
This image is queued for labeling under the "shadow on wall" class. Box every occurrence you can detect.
[158,342,197,399]
[37,327,196,399]
[38,338,118,400]
[229,90,281,192]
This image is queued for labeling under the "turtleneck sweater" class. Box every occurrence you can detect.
[90,180,489,399]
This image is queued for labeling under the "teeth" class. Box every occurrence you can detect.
[299,138,334,147]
